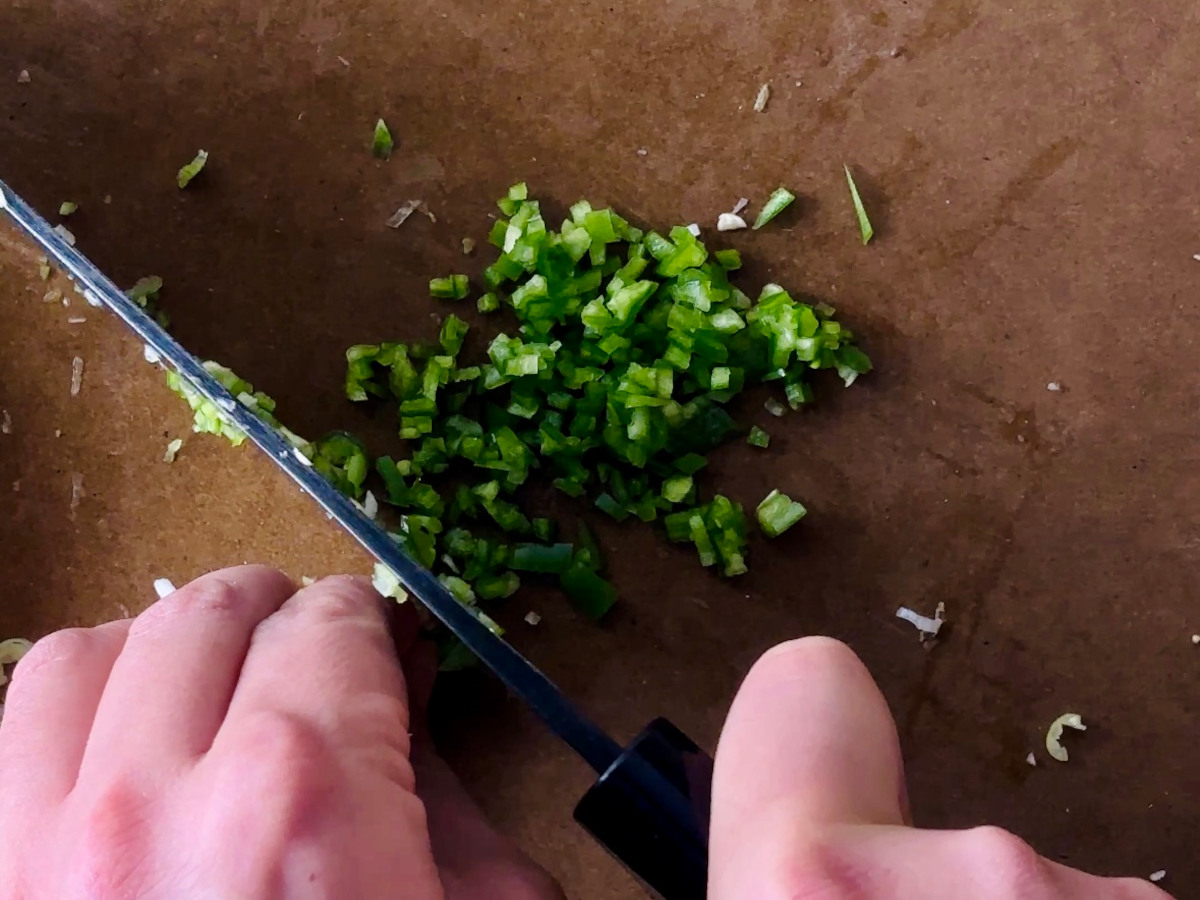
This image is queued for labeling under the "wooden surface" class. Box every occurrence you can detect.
[2,0,1198,895]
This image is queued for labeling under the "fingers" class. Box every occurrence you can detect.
[709,637,906,900]
[217,576,414,784]
[708,639,1168,900]
[0,620,130,804]
[393,635,561,900]
[411,732,563,900]
[78,566,296,778]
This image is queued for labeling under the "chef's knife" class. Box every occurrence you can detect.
[0,179,713,900]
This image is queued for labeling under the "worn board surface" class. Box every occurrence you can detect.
[2,0,1198,895]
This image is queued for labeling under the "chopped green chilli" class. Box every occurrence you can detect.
[562,561,617,619]
[372,563,408,602]
[372,119,394,160]
[430,275,470,300]
[176,150,208,189]
[165,361,302,450]
[836,344,873,387]
[662,474,694,503]
[511,543,574,574]
[169,184,871,666]
[126,276,163,308]
[843,165,874,245]
[753,187,796,230]
[756,489,807,538]
[665,495,748,576]
[310,432,370,499]
[59,202,78,217]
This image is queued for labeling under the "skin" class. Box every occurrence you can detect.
[0,566,1174,899]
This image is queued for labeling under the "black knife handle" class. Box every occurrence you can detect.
[574,718,713,900]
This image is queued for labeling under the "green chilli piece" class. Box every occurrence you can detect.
[752,187,796,230]
[561,561,617,620]
[177,150,208,189]
[510,542,574,574]
[372,119,394,159]
[126,276,163,308]
[756,489,807,538]
[59,202,78,217]
[430,275,470,300]
[835,345,873,387]
[662,474,693,504]
[310,431,370,500]
[843,164,874,244]
[438,574,476,604]
[439,314,470,357]
[126,275,171,328]
[747,426,770,448]
[664,494,748,576]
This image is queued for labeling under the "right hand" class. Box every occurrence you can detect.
[708,637,1172,899]
[0,567,559,900]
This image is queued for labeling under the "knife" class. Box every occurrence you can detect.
[0,179,713,900]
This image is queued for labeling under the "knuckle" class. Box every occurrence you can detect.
[343,693,415,790]
[233,711,335,787]
[213,712,335,837]
[280,577,380,627]
[962,826,1048,894]
[763,840,864,900]
[129,576,242,636]
[67,778,153,894]
[14,628,103,679]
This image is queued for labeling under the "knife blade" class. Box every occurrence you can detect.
[1,179,714,899]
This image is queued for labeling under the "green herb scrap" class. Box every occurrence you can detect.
[125,276,172,328]
[372,119,394,160]
[753,187,796,230]
[756,489,807,538]
[166,361,269,447]
[165,363,366,503]
[126,276,163,307]
[843,164,874,245]
[747,425,771,448]
[177,150,209,189]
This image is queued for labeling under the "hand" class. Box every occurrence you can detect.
[708,637,1173,899]
[0,566,561,900]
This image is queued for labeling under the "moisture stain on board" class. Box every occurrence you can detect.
[934,138,1081,262]
[816,0,980,127]
[1002,407,1043,451]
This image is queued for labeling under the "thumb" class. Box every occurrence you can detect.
[708,637,907,899]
